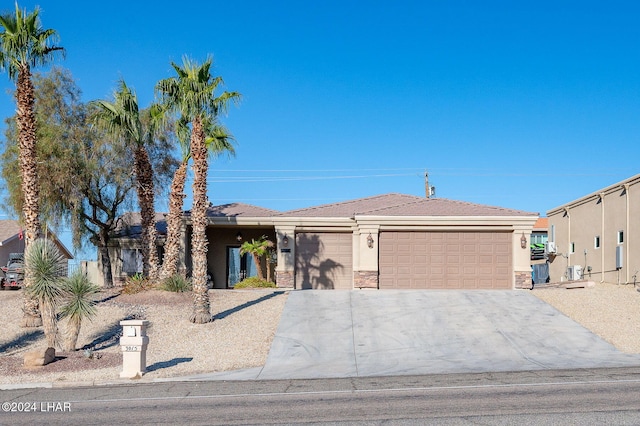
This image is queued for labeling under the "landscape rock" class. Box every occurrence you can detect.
[23,347,55,368]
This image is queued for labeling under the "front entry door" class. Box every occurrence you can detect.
[227,247,257,288]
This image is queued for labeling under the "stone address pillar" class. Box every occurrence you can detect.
[119,319,149,379]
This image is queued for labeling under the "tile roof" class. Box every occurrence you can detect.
[533,217,548,230]
[116,203,277,235]
[0,219,73,259]
[279,193,538,217]
[202,202,280,218]
[0,220,22,244]
[116,194,537,235]
[113,212,168,238]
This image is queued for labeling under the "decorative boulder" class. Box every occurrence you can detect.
[24,347,55,368]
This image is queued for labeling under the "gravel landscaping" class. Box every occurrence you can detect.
[0,288,288,385]
[1,281,639,386]
[532,281,640,354]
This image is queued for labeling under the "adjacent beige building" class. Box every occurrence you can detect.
[547,174,640,284]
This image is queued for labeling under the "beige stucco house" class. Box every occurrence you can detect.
[184,194,538,289]
[110,193,538,290]
[547,174,640,285]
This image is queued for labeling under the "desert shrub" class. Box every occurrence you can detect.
[121,273,154,294]
[59,271,101,351]
[160,274,192,292]
[25,239,66,348]
[234,276,277,289]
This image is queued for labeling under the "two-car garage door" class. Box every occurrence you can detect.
[379,232,512,289]
[294,231,512,290]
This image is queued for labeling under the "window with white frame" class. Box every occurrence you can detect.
[569,242,575,254]
[594,235,600,249]
[617,230,624,244]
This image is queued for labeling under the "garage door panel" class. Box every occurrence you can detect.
[479,255,493,264]
[495,245,510,254]
[463,266,477,274]
[379,231,512,289]
[295,233,352,290]
[431,244,445,253]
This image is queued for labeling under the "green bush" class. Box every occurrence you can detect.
[121,273,154,294]
[160,274,192,293]
[234,276,277,289]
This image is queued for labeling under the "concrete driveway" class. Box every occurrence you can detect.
[182,290,640,382]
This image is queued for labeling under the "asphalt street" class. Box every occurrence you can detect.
[3,368,640,425]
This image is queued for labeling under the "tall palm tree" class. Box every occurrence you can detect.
[93,81,161,281]
[0,4,64,327]
[156,56,240,323]
[161,117,235,280]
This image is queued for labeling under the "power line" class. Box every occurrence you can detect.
[206,173,416,183]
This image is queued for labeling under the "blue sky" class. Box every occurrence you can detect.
[1,1,640,259]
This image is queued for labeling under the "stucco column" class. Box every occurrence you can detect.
[354,225,379,289]
[513,228,533,289]
[275,226,295,288]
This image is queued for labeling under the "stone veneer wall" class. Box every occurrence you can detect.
[515,271,532,290]
[354,271,378,289]
[276,271,294,289]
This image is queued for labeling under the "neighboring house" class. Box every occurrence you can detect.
[0,219,73,272]
[530,217,548,262]
[108,212,168,285]
[110,193,538,290]
[530,217,550,285]
[547,174,640,284]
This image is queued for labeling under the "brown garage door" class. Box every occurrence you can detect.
[379,232,512,289]
[295,232,353,290]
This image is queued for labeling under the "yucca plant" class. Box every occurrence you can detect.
[24,238,66,348]
[59,271,100,351]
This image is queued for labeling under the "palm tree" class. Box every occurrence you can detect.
[161,117,235,279]
[24,239,66,348]
[59,271,100,351]
[240,236,273,281]
[156,56,240,323]
[93,81,161,281]
[0,4,64,327]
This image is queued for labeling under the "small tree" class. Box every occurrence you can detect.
[240,236,273,281]
[24,239,66,348]
[59,271,100,351]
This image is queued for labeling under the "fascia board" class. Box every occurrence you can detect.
[193,217,277,226]
[0,234,19,246]
[271,217,355,227]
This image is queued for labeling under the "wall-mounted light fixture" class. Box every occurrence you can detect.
[282,234,289,247]
[236,232,243,242]
[367,233,374,249]
[520,233,527,249]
